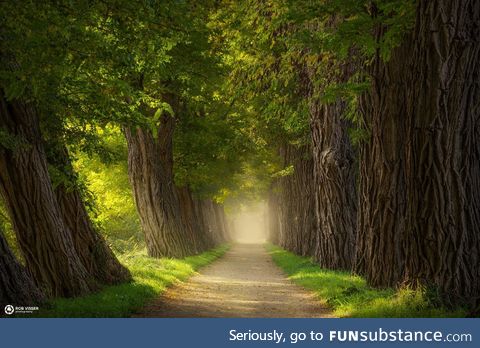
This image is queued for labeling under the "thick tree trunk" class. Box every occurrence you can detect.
[0,94,97,297]
[310,99,357,270]
[0,228,45,308]
[125,111,201,258]
[356,0,480,310]
[354,23,410,286]
[55,182,131,285]
[401,0,480,308]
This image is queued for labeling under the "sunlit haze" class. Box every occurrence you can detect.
[229,202,267,243]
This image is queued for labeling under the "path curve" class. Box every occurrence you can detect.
[133,243,332,318]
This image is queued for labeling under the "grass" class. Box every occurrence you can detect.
[35,245,229,317]
[267,244,466,318]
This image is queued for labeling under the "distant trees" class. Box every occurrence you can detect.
[223,0,358,269]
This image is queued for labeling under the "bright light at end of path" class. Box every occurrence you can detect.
[229,202,267,243]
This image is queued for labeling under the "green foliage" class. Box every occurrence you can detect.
[215,0,416,152]
[267,245,466,318]
[34,245,229,317]
[73,127,142,253]
[0,130,29,152]
[0,0,418,198]
[216,0,312,144]
[0,204,22,262]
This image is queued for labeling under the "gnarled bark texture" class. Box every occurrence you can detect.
[197,199,229,245]
[45,145,131,285]
[402,0,480,308]
[356,0,480,310]
[0,228,45,307]
[55,182,131,285]
[125,110,208,258]
[354,37,409,285]
[310,99,357,270]
[0,94,96,297]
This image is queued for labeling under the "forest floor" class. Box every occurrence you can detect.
[133,243,332,318]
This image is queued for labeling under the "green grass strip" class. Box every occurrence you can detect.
[36,245,229,317]
[267,244,465,318]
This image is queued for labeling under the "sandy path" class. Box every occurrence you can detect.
[133,243,332,318]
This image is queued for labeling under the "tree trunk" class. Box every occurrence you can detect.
[266,184,281,245]
[0,228,45,308]
[0,94,97,297]
[199,199,224,244]
[276,144,316,256]
[176,186,213,251]
[354,22,410,286]
[55,182,131,285]
[401,0,480,308]
[356,0,480,310]
[213,202,230,242]
[310,99,357,270]
[125,110,200,258]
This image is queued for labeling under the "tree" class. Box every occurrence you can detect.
[220,0,358,266]
[401,0,480,308]
[276,144,316,256]
[51,147,131,285]
[354,0,480,309]
[0,94,97,297]
[0,1,132,295]
[125,101,207,257]
[86,0,231,257]
[0,226,45,308]
[310,94,357,269]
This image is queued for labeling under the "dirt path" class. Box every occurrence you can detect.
[133,243,333,318]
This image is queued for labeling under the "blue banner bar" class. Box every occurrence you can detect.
[0,318,478,347]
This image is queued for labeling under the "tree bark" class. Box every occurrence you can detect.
[0,228,45,308]
[275,144,316,256]
[0,93,97,297]
[176,186,214,251]
[354,20,410,286]
[356,0,480,310]
[266,184,281,245]
[310,97,357,270]
[198,199,225,245]
[401,0,480,308]
[125,107,204,258]
[55,181,131,285]
[213,202,230,242]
